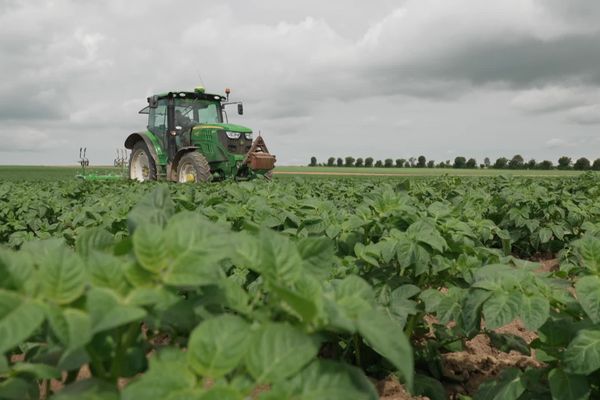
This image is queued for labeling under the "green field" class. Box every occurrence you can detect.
[1,173,600,399]
[0,166,122,181]
[0,165,586,181]
[2,174,600,398]
[275,165,584,176]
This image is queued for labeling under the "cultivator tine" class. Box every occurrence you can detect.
[113,148,128,172]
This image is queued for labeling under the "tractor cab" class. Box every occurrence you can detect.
[125,87,275,183]
[138,89,226,159]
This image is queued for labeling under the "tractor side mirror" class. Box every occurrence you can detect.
[148,95,159,108]
[237,103,244,115]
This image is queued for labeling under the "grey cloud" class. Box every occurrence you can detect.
[354,33,600,102]
[2,0,600,164]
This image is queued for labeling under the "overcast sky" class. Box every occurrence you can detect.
[1,0,600,165]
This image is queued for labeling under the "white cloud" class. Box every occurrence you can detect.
[0,128,68,152]
[567,104,600,125]
[545,138,574,148]
[511,86,597,113]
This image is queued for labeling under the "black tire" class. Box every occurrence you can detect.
[129,141,157,182]
[264,170,273,181]
[176,152,212,183]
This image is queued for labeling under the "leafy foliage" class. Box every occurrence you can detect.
[1,174,600,398]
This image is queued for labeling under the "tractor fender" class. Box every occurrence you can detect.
[169,146,200,181]
[124,132,160,164]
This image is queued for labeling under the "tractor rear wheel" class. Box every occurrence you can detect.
[177,152,211,183]
[129,141,157,182]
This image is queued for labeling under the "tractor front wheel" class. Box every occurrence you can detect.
[177,152,211,183]
[129,141,157,182]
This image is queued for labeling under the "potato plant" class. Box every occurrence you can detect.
[0,174,600,399]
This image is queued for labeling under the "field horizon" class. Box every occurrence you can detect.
[0,164,588,181]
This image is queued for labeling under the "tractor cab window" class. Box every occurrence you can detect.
[148,100,167,137]
[197,102,220,123]
[174,98,222,125]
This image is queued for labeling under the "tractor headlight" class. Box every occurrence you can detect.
[245,132,253,140]
[225,131,241,139]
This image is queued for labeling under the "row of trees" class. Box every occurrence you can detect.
[309,155,600,170]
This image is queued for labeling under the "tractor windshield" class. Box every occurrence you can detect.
[174,98,222,125]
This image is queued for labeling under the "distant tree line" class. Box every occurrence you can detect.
[308,155,600,171]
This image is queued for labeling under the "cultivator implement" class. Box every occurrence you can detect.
[76,147,127,181]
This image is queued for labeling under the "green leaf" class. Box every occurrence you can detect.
[0,294,45,354]
[414,374,447,400]
[461,289,491,336]
[482,290,521,330]
[548,368,590,400]
[75,228,114,259]
[0,377,38,400]
[85,252,130,294]
[0,248,34,292]
[219,279,251,315]
[285,360,378,400]
[354,243,380,268]
[245,323,319,383]
[0,355,7,374]
[255,228,303,285]
[46,307,92,352]
[326,276,375,332]
[487,331,530,355]
[538,227,553,244]
[474,368,525,400]
[436,288,464,325]
[297,236,336,279]
[520,294,550,331]
[127,185,175,232]
[122,349,196,400]
[132,223,168,273]
[11,362,61,379]
[357,311,413,390]
[409,220,447,253]
[120,346,148,378]
[573,235,600,273]
[161,252,223,287]
[86,288,146,334]
[187,315,250,378]
[563,329,600,375]
[271,281,322,325]
[34,241,86,305]
[0,290,21,318]
[395,239,430,273]
[419,289,443,313]
[198,387,243,400]
[159,213,229,286]
[575,275,600,324]
[51,379,119,400]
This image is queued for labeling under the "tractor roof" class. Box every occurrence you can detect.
[152,91,226,102]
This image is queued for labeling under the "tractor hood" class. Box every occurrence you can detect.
[192,123,252,133]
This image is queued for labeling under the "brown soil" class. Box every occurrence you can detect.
[536,258,559,273]
[376,376,429,400]
[440,320,541,396]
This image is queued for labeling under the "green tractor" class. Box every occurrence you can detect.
[124,87,276,183]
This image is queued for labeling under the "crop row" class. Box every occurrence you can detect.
[1,175,600,399]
